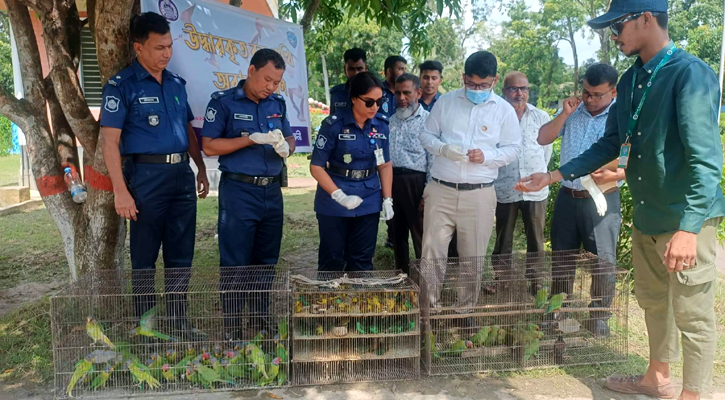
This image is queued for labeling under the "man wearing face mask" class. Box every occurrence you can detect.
[419,51,522,312]
[389,73,433,273]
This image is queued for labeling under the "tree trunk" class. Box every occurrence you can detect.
[300,0,322,33]
[596,29,611,64]
[567,17,579,95]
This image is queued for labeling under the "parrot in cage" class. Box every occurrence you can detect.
[86,317,116,349]
[470,326,491,347]
[485,325,500,347]
[185,344,196,358]
[223,353,246,378]
[129,307,176,342]
[66,354,95,397]
[299,295,310,307]
[545,293,567,315]
[535,288,548,309]
[315,324,324,336]
[148,353,164,380]
[384,297,396,312]
[245,344,269,380]
[276,342,288,363]
[368,324,379,334]
[428,331,440,359]
[127,360,161,389]
[194,361,231,391]
[278,318,288,341]
[160,363,176,382]
[212,345,223,359]
[409,320,416,332]
[200,352,213,366]
[251,329,267,346]
[370,296,382,313]
[496,327,507,346]
[259,357,281,386]
[184,365,201,384]
[356,321,366,335]
[164,348,176,364]
[524,338,540,361]
[526,323,540,333]
[444,340,473,356]
[90,363,114,390]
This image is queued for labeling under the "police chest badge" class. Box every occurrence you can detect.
[148,114,160,127]
[343,154,352,164]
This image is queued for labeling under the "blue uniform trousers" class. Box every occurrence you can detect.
[317,212,380,272]
[124,159,197,320]
[218,175,283,329]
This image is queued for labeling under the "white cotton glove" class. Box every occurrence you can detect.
[380,197,394,221]
[580,174,607,216]
[273,137,290,158]
[250,131,281,145]
[331,189,363,210]
[440,144,469,162]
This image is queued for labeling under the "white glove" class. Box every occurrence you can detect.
[331,189,363,210]
[380,197,394,221]
[273,137,290,158]
[250,130,282,145]
[580,174,607,216]
[440,144,469,162]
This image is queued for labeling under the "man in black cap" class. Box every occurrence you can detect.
[516,1,724,399]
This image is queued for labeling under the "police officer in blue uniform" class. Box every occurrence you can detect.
[100,13,209,338]
[380,55,407,119]
[201,49,294,339]
[329,48,368,114]
[310,72,394,271]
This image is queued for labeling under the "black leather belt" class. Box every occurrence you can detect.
[224,172,280,186]
[326,164,376,180]
[561,186,618,199]
[393,167,425,175]
[433,178,493,191]
[132,153,188,164]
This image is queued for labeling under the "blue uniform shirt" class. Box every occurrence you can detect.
[329,83,349,115]
[100,60,193,156]
[311,108,390,217]
[379,81,396,118]
[419,92,441,112]
[201,80,293,176]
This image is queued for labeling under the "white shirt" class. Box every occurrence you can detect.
[420,89,522,184]
[494,104,552,202]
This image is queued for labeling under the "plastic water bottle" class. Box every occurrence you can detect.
[64,167,87,204]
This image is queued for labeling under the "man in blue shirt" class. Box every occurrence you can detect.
[329,48,368,114]
[100,12,209,338]
[418,60,443,112]
[381,55,407,119]
[201,49,295,340]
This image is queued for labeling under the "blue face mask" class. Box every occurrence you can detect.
[466,88,492,104]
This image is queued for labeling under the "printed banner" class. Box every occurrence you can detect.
[141,0,311,152]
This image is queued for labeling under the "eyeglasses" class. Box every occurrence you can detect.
[504,86,529,93]
[609,12,658,36]
[581,89,614,100]
[464,81,494,91]
[357,97,385,108]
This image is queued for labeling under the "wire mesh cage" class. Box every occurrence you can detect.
[50,266,290,398]
[414,250,630,375]
[290,270,421,385]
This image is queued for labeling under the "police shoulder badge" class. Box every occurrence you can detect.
[104,96,120,113]
[382,101,389,113]
[148,114,160,127]
[343,154,352,164]
[316,135,327,149]
[205,107,217,123]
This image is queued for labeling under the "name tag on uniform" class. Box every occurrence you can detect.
[372,133,387,140]
[139,97,159,104]
[234,114,253,121]
[339,134,356,140]
[618,143,632,169]
[335,102,347,107]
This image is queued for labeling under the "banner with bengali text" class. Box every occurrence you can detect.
[141,0,312,152]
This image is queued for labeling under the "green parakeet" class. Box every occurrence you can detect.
[196,362,234,391]
[485,326,499,347]
[86,317,115,349]
[185,365,200,384]
[148,353,163,380]
[251,329,267,346]
[165,348,177,364]
[315,324,324,336]
[223,353,246,378]
[526,323,540,332]
[213,345,223,359]
[90,363,114,390]
[368,325,379,334]
[470,326,491,347]
[444,340,473,356]
[185,345,196,358]
[259,357,280,386]
[67,354,94,397]
[127,360,161,389]
[356,321,366,335]
[161,364,175,382]
[428,331,440,359]
[129,307,176,341]
[245,344,268,380]
[524,338,540,361]
[535,287,548,309]
[276,342,288,363]
[496,328,507,345]
[545,293,567,314]
[278,318,288,340]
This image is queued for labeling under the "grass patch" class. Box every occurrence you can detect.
[0,154,20,187]
[0,297,54,383]
[286,152,311,178]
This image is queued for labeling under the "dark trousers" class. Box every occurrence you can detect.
[317,213,380,272]
[124,160,197,320]
[492,200,547,280]
[218,175,283,328]
[551,188,620,319]
[391,171,426,274]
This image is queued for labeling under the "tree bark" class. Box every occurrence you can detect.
[300,0,322,34]
[566,16,579,95]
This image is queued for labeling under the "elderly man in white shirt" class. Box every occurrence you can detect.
[492,72,552,294]
[420,51,522,311]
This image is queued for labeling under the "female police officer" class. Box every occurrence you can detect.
[310,72,394,271]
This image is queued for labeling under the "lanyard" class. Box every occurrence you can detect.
[626,44,677,142]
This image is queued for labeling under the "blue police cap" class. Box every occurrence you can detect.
[588,0,668,30]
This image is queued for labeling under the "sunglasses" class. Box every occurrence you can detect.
[610,12,658,36]
[357,97,385,108]
[504,86,529,93]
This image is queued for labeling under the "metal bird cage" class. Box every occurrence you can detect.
[50,265,290,398]
[290,270,421,385]
[414,250,630,375]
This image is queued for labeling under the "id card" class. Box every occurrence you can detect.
[374,147,385,166]
[618,143,632,169]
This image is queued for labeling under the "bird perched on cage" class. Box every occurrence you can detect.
[161,363,175,382]
[164,348,177,364]
[244,343,269,380]
[470,326,491,347]
[535,287,548,309]
[148,353,164,379]
[315,324,324,336]
[129,306,176,342]
[91,363,115,390]
[278,319,288,341]
[428,331,440,359]
[276,342,288,363]
[496,327,507,346]
[259,357,281,386]
[86,317,116,349]
[66,354,95,397]
[200,352,214,366]
[485,326,500,347]
[223,352,245,378]
[127,359,161,389]
[524,338,540,361]
[185,344,196,359]
[445,340,473,356]
[545,293,567,315]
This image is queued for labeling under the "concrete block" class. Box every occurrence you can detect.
[0,186,31,207]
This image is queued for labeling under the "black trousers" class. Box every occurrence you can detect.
[391,171,426,274]
[492,200,547,280]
